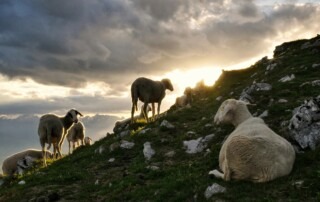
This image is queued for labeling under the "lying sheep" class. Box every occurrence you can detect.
[38,109,83,166]
[2,149,52,176]
[84,136,92,146]
[67,121,85,154]
[131,77,174,123]
[212,99,295,183]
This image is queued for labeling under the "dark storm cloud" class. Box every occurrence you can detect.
[0,0,319,90]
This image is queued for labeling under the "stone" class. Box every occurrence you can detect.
[138,128,152,135]
[292,180,304,189]
[205,123,213,128]
[120,140,135,149]
[216,96,223,101]
[278,99,288,103]
[143,142,155,160]
[95,145,105,154]
[0,179,4,187]
[266,63,277,71]
[186,131,196,136]
[300,80,320,87]
[119,130,131,138]
[160,120,175,129]
[109,142,120,152]
[183,134,215,154]
[95,180,99,185]
[164,151,176,158]
[108,158,115,163]
[18,180,26,185]
[289,96,320,150]
[312,63,320,68]
[204,183,226,199]
[279,74,295,82]
[239,83,272,103]
[146,165,160,171]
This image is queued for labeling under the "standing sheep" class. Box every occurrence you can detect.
[211,99,295,183]
[67,121,85,154]
[131,77,174,123]
[2,149,52,176]
[38,109,83,166]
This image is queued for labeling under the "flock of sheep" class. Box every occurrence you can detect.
[2,76,296,183]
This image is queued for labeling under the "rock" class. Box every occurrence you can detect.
[259,110,268,118]
[120,140,135,149]
[300,80,320,87]
[301,41,311,49]
[239,83,272,103]
[95,180,99,185]
[109,142,120,152]
[266,63,277,71]
[160,120,175,130]
[292,180,304,189]
[139,128,152,135]
[119,130,131,138]
[312,63,320,68]
[143,142,155,160]
[204,183,226,199]
[289,96,320,150]
[183,134,215,154]
[146,165,160,171]
[278,99,288,103]
[279,74,295,82]
[0,179,4,187]
[216,96,223,101]
[202,117,206,120]
[164,151,176,158]
[108,158,115,163]
[205,124,213,128]
[186,131,196,136]
[95,145,105,154]
[18,180,26,185]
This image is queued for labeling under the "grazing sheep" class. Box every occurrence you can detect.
[131,77,174,123]
[175,87,193,107]
[2,149,52,176]
[38,109,83,166]
[212,99,295,183]
[67,121,85,154]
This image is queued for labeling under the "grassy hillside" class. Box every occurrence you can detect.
[1,35,320,201]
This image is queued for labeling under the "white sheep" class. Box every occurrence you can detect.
[38,109,83,166]
[67,121,85,154]
[212,99,295,183]
[131,77,174,123]
[84,136,92,146]
[175,87,193,108]
[2,149,52,176]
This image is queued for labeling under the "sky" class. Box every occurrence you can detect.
[0,0,319,172]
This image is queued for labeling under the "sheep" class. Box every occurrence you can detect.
[38,109,83,166]
[2,149,52,176]
[84,136,92,146]
[131,77,174,123]
[175,87,193,108]
[66,121,85,154]
[211,99,295,183]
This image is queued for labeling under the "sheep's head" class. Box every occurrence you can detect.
[67,109,83,123]
[214,99,250,125]
[161,78,174,91]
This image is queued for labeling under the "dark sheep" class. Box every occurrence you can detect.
[131,77,174,122]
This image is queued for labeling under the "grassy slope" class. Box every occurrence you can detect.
[1,36,320,201]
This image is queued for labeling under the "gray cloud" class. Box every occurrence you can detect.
[0,0,319,90]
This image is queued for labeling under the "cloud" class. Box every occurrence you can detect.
[0,0,319,93]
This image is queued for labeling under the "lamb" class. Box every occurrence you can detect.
[2,149,52,176]
[66,121,85,154]
[211,99,295,183]
[175,87,193,108]
[84,136,92,146]
[38,109,83,166]
[131,77,174,123]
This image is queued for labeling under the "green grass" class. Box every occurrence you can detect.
[1,35,320,202]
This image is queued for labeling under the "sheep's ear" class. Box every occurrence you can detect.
[75,110,83,117]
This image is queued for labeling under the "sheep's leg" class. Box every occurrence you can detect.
[68,141,71,155]
[131,104,135,123]
[40,139,47,167]
[131,97,138,123]
[151,103,155,121]
[209,169,224,179]
[81,138,84,146]
[56,144,62,159]
[157,102,161,119]
[143,102,149,122]
[73,142,76,152]
[53,143,57,159]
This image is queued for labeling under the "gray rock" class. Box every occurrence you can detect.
[312,63,320,68]
[186,131,196,136]
[239,83,272,103]
[183,134,215,154]
[143,142,155,160]
[139,128,152,135]
[300,80,320,87]
[160,120,175,129]
[95,145,105,154]
[301,41,311,49]
[108,158,115,163]
[279,74,295,82]
[266,63,277,71]
[216,96,223,101]
[120,140,135,149]
[289,96,320,150]
[119,130,131,138]
[164,151,176,158]
[205,123,213,128]
[146,165,160,171]
[18,180,26,185]
[278,99,288,103]
[204,183,226,199]
[259,110,268,118]
[109,142,120,152]
[292,180,304,189]
[0,179,4,187]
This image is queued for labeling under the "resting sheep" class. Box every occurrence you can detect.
[2,149,52,176]
[67,121,85,154]
[38,109,83,166]
[175,87,193,108]
[84,137,92,146]
[131,77,174,123]
[212,99,295,183]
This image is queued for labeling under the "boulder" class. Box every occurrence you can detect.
[204,183,226,199]
[183,134,215,154]
[143,142,155,160]
[289,96,320,150]
[120,140,135,149]
[160,120,175,130]
[239,83,272,103]
[279,74,295,82]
